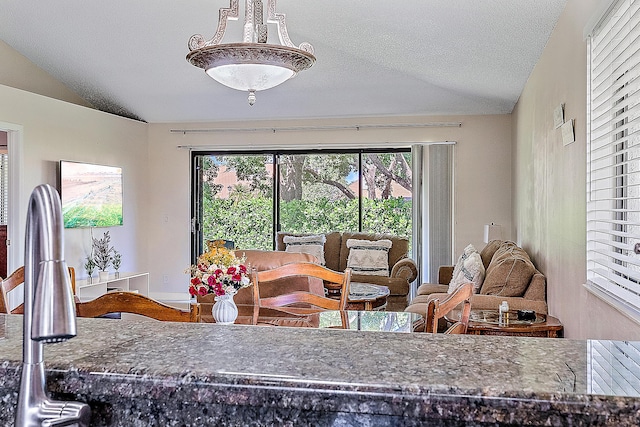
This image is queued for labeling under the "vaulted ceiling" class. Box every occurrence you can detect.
[0,0,567,123]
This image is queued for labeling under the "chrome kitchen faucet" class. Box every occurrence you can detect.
[15,184,91,427]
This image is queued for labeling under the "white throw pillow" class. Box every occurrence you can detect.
[346,238,393,276]
[283,234,326,265]
[449,244,477,283]
[448,244,485,293]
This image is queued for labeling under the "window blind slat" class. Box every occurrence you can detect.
[588,228,640,242]
[590,238,640,255]
[591,72,640,126]
[591,256,640,280]
[587,275,640,309]
[590,119,640,155]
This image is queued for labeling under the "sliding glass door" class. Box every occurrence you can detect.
[192,154,274,257]
[361,153,412,235]
[192,149,412,260]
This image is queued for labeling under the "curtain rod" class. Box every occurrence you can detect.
[176,141,456,150]
[169,122,462,134]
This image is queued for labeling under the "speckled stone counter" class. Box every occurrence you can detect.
[0,314,639,426]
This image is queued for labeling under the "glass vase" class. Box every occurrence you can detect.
[212,291,238,325]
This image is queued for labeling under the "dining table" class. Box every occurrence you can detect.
[200,303,422,332]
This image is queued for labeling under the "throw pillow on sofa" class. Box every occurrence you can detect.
[346,238,393,276]
[479,239,503,269]
[283,234,326,265]
[480,242,535,297]
[448,244,485,293]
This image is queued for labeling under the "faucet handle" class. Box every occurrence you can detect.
[43,421,81,427]
[40,400,91,427]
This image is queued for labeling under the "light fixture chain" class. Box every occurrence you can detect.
[254,0,268,43]
[243,0,254,43]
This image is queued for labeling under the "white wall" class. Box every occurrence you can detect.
[0,40,92,109]
[513,0,640,340]
[0,84,149,282]
[147,114,513,294]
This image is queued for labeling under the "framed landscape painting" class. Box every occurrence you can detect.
[59,160,123,228]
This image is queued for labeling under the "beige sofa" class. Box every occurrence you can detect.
[277,231,418,311]
[405,240,547,320]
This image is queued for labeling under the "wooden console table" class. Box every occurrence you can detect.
[447,309,563,338]
[76,272,149,301]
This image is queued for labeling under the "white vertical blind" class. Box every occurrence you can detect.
[411,145,424,288]
[411,144,453,289]
[0,153,7,225]
[587,0,640,314]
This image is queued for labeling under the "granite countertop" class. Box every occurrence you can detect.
[0,314,639,426]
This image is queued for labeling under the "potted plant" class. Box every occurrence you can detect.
[84,256,96,283]
[112,250,122,278]
[93,231,114,282]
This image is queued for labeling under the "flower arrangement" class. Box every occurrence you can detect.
[186,240,250,297]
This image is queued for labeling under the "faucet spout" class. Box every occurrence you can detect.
[16,184,91,427]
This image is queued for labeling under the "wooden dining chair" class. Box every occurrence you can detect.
[76,291,201,322]
[425,282,473,334]
[252,262,352,312]
[0,266,77,314]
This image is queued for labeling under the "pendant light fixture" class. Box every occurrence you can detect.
[187,0,316,106]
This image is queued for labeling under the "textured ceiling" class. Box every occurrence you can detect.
[0,0,567,123]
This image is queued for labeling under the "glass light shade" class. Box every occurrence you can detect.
[187,44,315,103]
[205,63,295,91]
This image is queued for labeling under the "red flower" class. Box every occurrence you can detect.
[232,273,242,282]
[207,275,217,286]
[213,282,224,296]
[197,286,208,296]
[214,268,224,277]
[191,277,201,285]
[226,266,237,275]
[188,285,197,296]
[239,265,247,274]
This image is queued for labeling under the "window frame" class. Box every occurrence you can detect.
[586,0,640,320]
[190,147,412,262]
